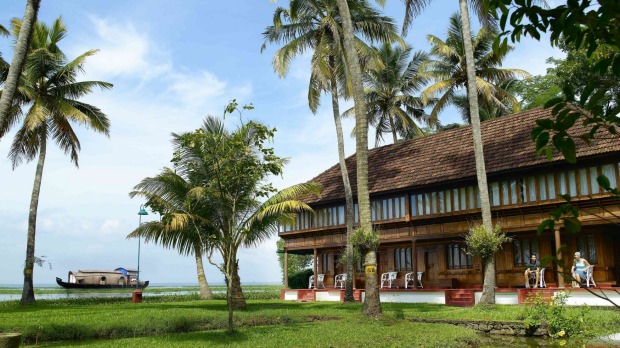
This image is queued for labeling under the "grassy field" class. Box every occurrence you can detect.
[1,286,619,347]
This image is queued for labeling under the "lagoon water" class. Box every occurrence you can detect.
[0,289,228,301]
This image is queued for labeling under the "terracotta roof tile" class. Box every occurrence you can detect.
[303,107,620,204]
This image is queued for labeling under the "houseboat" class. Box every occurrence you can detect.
[56,267,149,289]
[279,107,620,305]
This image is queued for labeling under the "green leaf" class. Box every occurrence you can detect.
[561,138,577,163]
[563,217,581,234]
[597,175,611,191]
[537,219,555,236]
[531,126,544,141]
[544,97,564,109]
[535,131,550,151]
[535,119,553,129]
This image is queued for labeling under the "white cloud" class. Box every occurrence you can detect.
[77,17,171,81]
[101,219,120,234]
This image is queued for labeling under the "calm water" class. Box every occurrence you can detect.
[0,289,227,301]
[477,333,620,347]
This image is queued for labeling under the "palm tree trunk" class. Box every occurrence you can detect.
[231,259,246,310]
[0,0,40,133]
[459,0,495,305]
[389,117,398,144]
[20,138,46,305]
[194,245,212,300]
[329,70,355,302]
[335,0,381,317]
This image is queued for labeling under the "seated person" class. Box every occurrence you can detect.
[571,252,591,287]
[524,254,540,288]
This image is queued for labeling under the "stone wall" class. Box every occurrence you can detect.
[409,318,548,336]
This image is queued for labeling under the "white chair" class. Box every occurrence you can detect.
[586,265,597,288]
[404,271,424,289]
[380,271,397,289]
[334,274,346,289]
[528,267,546,288]
[309,274,325,289]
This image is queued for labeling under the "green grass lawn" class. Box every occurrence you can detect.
[1,290,618,347]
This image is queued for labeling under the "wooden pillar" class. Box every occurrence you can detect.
[412,238,418,278]
[554,225,565,288]
[313,248,318,289]
[284,249,289,289]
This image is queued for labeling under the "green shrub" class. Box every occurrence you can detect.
[522,291,589,338]
[288,268,314,289]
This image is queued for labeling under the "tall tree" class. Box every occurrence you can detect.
[334,0,381,317]
[127,168,214,300]
[353,43,430,145]
[400,0,500,304]
[262,0,399,302]
[173,106,320,332]
[0,18,112,304]
[420,14,528,123]
[0,0,41,135]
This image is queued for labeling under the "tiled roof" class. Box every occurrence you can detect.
[303,107,620,204]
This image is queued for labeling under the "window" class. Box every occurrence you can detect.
[394,248,413,271]
[547,174,556,199]
[589,167,600,194]
[490,182,500,206]
[538,175,547,201]
[576,234,598,264]
[502,181,509,205]
[446,243,473,269]
[411,194,418,217]
[453,189,460,212]
[338,206,345,225]
[528,176,537,202]
[321,253,330,274]
[559,172,568,195]
[439,191,445,214]
[568,170,577,196]
[460,188,467,210]
[602,164,617,191]
[354,203,359,223]
[417,194,423,216]
[445,190,452,213]
[513,238,539,267]
[579,168,589,196]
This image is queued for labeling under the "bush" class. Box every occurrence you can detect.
[464,224,510,263]
[288,269,314,289]
[522,291,589,338]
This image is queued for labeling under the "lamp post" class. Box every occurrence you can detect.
[137,205,148,287]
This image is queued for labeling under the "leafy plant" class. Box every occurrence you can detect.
[522,291,590,338]
[464,224,510,264]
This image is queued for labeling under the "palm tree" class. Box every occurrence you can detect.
[451,78,521,123]
[262,0,400,302]
[128,168,214,300]
[399,0,499,304]
[420,13,528,123]
[0,18,112,304]
[0,0,41,134]
[353,43,431,146]
[332,0,381,318]
[174,114,320,331]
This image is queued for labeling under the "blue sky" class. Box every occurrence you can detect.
[0,1,563,286]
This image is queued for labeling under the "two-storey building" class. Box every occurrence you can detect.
[279,108,620,295]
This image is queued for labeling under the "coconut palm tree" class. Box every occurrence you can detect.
[0,0,41,134]
[451,78,521,124]
[350,43,431,146]
[127,168,214,300]
[173,114,320,331]
[399,0,497,305]
[420,14,528,123]
[262,0,400,302]
[332,0,381,318]
[0,18,112,304]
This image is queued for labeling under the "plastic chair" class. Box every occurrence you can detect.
[404,271,424,289]
[528,267,546,288]
[380,271,397,289]
[308,274,325,289]
[586,265,597,288]
[334,274,346,289]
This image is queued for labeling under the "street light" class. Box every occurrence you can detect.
[137,205,148,287]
